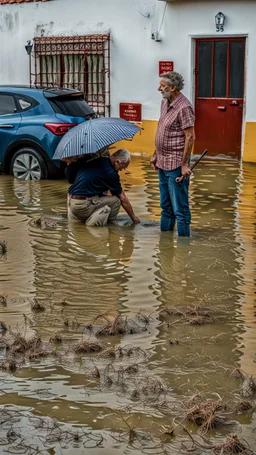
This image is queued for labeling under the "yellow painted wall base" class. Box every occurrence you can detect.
[114,120,256,163]
[113,120,157,156]
[114,119,198,158]
[243,123,256,163]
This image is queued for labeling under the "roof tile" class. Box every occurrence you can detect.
[0,0,51,4]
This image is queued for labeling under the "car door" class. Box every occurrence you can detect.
[0,93,21,164]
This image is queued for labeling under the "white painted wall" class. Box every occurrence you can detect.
[0,0,255,121]
[161,0,255,122]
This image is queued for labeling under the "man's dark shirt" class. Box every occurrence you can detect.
[66,157,122,197]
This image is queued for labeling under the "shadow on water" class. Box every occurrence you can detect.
[0,157,256,454]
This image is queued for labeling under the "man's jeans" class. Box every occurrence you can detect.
[158,167,191,237]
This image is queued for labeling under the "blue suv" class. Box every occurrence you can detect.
[0,86,95,180]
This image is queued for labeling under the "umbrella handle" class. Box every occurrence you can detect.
[175,149,208,183]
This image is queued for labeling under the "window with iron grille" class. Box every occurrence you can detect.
[33,34,110,116]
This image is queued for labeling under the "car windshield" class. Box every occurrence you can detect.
[49,96,95,118]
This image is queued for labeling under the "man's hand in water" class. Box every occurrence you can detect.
[119,191,141,224]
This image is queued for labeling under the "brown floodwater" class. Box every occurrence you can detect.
[0,156,256,454]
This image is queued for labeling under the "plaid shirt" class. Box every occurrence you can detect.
[155,93,195,171]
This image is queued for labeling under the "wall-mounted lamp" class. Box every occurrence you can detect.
[25,40,33,55]
[25,40,33,86]
[215,12,225,32]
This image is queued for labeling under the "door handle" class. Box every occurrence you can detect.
[230,101,243,108]
[218,106,226,111]
[0,125,14,128]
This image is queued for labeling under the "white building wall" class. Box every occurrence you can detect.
[162,0,256,122]
[0,0,256,122]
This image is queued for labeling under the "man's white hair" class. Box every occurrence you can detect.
[113,149,131,163]
[160,71,185,91]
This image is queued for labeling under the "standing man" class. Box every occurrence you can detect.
[63,149,140,226]
[150,72,195,237]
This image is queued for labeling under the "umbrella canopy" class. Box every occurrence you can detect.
[53,117,141,160]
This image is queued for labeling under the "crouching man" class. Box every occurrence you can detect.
[62,149,140,226]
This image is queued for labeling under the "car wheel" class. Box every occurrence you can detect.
[10,148,48,180]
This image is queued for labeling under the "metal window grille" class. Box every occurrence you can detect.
[33,34,110,116]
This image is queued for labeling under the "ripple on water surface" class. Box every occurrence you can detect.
[0,158,256,453]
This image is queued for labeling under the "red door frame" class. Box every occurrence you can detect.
[194,37,246,158]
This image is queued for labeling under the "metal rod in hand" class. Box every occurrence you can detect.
[175,149,208,183]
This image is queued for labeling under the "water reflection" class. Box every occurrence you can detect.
[234,163,256,374]
[12,178,42,208]
[154,234,191,304]
[68,223,134,262]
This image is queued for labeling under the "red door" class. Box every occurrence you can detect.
[194,38,245,158]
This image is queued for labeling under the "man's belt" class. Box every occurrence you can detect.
[69,194,88,200]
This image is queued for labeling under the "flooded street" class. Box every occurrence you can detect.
[0,156,256,454]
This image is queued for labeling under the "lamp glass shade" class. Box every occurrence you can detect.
[25,44,33,55]
[215,12,225,32]
[215,12,225,26]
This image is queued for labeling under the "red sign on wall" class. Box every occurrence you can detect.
[119,103,142,123]
[159,61,174,76]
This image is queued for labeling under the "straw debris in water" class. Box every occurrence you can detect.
[0,332,54,372]
[74,341,103,354]
[235,400,254,414]
[50,332,63,343]
[30,299,46,312]
[94,314,147,337]
[0,321,7,332]
[186,395,228,434]
[0,240,7,257]
[1,359,17,373]
[213,433,253,454]
[91,366,100,378]
[99,347,116,358]
[0,295,7,306]
[231,368,256,399]
[125,364,139,374]
[161,303,215,325]
[33,216,57,230]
